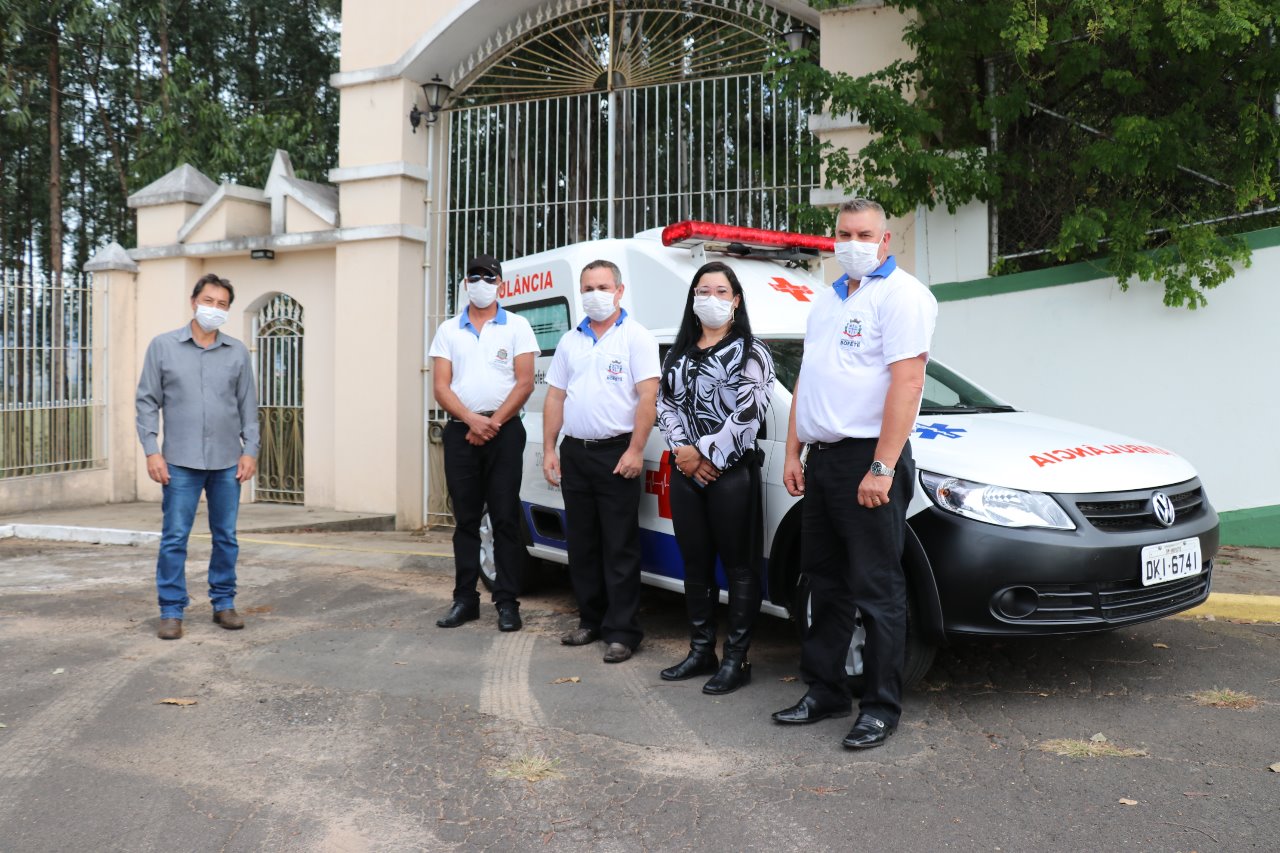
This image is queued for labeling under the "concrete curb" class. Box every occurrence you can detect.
[0,524,160,546]
[1175,593,1280,623]
[2,525,452,560]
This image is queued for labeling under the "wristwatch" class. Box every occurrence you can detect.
[869,460,895,478]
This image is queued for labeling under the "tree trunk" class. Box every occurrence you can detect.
[49,27,63,277]
[86,37,131,202]
[48,24,66,408]
[158,8,171,112]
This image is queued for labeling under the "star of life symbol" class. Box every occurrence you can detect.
[769,276,813,302]
[914,422,967,440]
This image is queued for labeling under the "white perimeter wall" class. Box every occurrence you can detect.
[930,242,1279,512]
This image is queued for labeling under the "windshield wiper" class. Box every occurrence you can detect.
[918,404,1016,415]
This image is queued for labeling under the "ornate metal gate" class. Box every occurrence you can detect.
[440,0,819,303]
[253,294,304,504]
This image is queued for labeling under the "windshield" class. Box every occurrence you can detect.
[761,338,1015,414]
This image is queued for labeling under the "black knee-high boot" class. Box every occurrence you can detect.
[660,583,719,680]
[702,575,760,694]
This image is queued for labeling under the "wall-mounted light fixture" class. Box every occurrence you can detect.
[409,75,453,132]
[783,26,814,54]
[250,249,275,261]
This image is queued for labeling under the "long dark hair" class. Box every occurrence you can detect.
[662,261,754,379]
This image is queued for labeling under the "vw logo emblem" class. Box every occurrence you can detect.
[1151,492,1176,528]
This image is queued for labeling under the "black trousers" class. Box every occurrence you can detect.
[799,438,915,725]
[442,418,525,607]
[669,457,763,624]
[559,436,644,648]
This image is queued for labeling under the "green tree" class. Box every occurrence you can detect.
[778,0,1280,307]
[0,0,340,273]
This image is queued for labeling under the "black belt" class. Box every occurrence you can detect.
[448,410,495,423]
[809,437,875,452]
[563,433,632,448]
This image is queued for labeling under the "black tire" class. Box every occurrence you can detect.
[791,567,936,692]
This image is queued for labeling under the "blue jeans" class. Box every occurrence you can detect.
[156,464,242,619]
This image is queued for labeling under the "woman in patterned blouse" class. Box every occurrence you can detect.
[656,261,775,694]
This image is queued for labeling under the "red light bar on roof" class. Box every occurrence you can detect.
[661,220,835,255]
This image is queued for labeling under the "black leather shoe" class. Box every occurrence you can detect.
[702,659,751,695]
[602,642,633,663]
[560,627,600,646]
[659,651,719,681]
[435,601,480,628]
[770,694,852,725]
[841,714,896,749]
[496,602,522,632]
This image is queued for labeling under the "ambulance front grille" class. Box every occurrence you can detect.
[1009,568,1211,624]
[1074,483,1206,532]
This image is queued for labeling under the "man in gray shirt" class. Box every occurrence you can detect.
[136,273,259,640]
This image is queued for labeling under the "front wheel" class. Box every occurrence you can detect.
[791,569,936,692]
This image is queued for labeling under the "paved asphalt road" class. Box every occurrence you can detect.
[1,536,1277,852]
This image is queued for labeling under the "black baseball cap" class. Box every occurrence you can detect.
[466,254,502,278]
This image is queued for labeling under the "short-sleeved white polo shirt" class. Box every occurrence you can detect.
[428,305,540,413]
[546,309,661,440]
[795,257,937,443]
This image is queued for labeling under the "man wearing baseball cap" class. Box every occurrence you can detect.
[428,254,539,631]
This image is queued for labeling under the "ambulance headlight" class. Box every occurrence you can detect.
[919,471,1075,530]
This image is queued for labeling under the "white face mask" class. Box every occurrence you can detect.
[466,280,499,309]
[692,294,735,329]
[194,305,229,332]
[581,289,617,322]
[834,238,883,280]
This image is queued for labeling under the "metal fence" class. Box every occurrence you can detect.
[442,71,818,309]
[0,269,106,479]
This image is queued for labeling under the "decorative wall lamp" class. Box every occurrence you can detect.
[783,26,814,54]
[409,75,453,132]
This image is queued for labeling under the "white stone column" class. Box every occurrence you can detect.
[84,243,141,504]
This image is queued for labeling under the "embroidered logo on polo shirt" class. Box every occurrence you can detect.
[606,359,624,382]
[840,316,864,349]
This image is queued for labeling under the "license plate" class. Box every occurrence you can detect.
[1140,537,1203,587]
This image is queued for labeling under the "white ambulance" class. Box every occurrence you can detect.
[480,222,1219,686]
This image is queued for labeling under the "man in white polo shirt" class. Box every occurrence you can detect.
[771,199,938,750]
[429,253,539,632]
[542,259,661,663]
